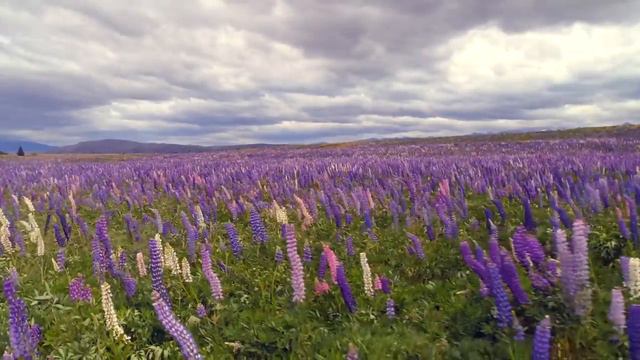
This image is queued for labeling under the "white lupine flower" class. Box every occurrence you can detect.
[0,209,13,254]
[629,258,640,299]
[360,252,374,297]
[164,242,180,276]
[22,196,35,213]
[272,200,288,224]
[136,252,147,277]
[100,282,130,341]
[181,257,193,283]
[21,213,44,256]
[51,258,61,272]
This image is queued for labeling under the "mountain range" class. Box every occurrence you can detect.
[1,124,638,155]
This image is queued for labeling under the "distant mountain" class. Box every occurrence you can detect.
[53,139,208,154]
[0,139,56,153]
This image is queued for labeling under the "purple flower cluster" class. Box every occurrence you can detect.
[406,232,425,260]
[249,208,268,244]
[148,238,172,307]
[151,291,203,360]
[532,316,552,360]
[3,270,40,359]
[282,224,305,303]
[69,275,93,303]
[336,264,357,313]
[224,222,243,257]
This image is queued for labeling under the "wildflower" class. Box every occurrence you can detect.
[151,291,202,360]
[360,252,374,297]
[283,224,305,303]
[608,288,625,335]
[201,245,224,300]
[69,275,93,302]
[100,282,129,341]
[136,252,147,277]
[532,316,552,360]
[224,222,243,257]
[336,264,357,313]
[181,257,193,282]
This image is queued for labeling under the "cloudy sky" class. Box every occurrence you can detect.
[1,1,640,145]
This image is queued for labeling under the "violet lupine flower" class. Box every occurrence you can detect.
[91,236,105,281]
[151,291,203,360]
[380,276,391,295]
[181,211,198,263]
[224,222,243,258]
[486,262,513,328]
[345,236,355,257]
[460,241,489,296]
[217,260,228,274]
[69,275,93,303]
[200,245,224,300]
[336,264,357,313]
[283,224,306,303]
[628,304,640,360]
[53,223,66,247]
[3,270,40,359]
[499,255,529,305]
[522,197,537,231]
[529,270,552,291]
[608,288,625,335]
[274,247,284,263]
[622,256,631,286]
[617,207,631,240]
[386,298,396,319]
[532,316,552,360]
[95,216,118,276]
[196,304,207,318]
[249,208,268,244]
[484,208,493,233]
[513,316,525,341]
[148,238,172,308]
[56,248,66,271]
[571,219,591,317]
[122,272,137,298]
[425,224,435,241]
[118,250,128,271]
[317,252,328,279]
[303,241,313,263]
[406,232,425,260]
[628,196,639,247]
[511,226,532,270]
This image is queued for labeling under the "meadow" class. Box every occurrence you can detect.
[0,136,639,359]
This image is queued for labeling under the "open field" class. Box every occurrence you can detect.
[1,135,640,359]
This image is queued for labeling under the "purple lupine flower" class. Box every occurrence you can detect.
[529,270,552,291]
[91,236,105,281]
[122,272,137,298]
[148,238,172,308]
[571,219,591,316]
[499,255,529,305]
[526,234,546,269]
[386,298,396,319]
[53,223,66,247]
[118,249,128,271]
[180,211,198,263]
[557,206,573,229]
[303,241,313,263]
[56,248,66,271]
[201,245,224,300]
[380,276,391,295]
[532,316,552,360]
[275,247,284,263]
[484,208,493,233]
[151,291,203,360]
[69,275,93,303]
[345,236,355,257]
[511,226,532,270]
[492,197,507,222]
[617,207,631,240]
[621,256,631,285]
[628,304,640,360]
[3,270,40,359]
[628,196,639,247]
[608,288,625,335]
[486,262,513,328]
[95,216,118,276]
[460,241,489,289]
[317,252,328,279]
[406,232,425,260]
[196,303,207,318]
[522,197,537,231]
[224,222,243,257]
[425,223,435,241]
[487,228,501,266]
[249,208,268,244]
[336,264,357,313]
[513,316,525,341]
[283,224,305,303]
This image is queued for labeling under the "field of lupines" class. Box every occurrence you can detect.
[0,137,640,359]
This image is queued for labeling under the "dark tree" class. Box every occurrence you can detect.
[17,146,25,156]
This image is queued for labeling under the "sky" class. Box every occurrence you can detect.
[1,1,640,146]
